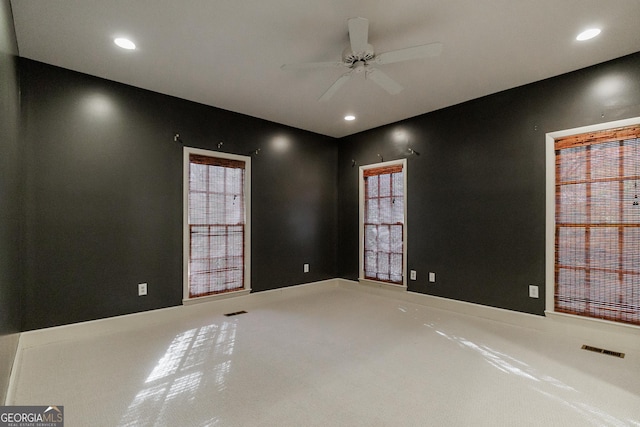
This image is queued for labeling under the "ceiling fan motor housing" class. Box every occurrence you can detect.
[342,44,375,65]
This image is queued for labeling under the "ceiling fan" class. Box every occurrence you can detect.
[282,17,443,102]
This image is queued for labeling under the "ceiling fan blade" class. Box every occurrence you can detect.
[319,72,352,102]
[348,17,369,54]
[365,68,403,95]
[375,42,443,65]
[281,61,345,70]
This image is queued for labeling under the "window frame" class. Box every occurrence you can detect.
[359,159,408,288]
[183,147,251,304]
[545,117,640,326]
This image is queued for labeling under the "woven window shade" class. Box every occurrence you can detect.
[555,125,640,326]
[188,154,245,298]
[364,164,404,284]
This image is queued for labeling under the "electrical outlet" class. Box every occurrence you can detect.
[529,285,539,298]
[303,263,309,273]
[410,270,417,280]
[138,283,147,296]
[429,272,436,283]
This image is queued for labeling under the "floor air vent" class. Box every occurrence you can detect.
[224,310,247,317]
[581,345,625,359]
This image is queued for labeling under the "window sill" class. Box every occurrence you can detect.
[358,278,407,292]
[182,288,251,306]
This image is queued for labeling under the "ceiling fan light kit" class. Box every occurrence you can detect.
[282,17,443,101]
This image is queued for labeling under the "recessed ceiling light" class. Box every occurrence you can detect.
[114,38,136,50]
[344,115,356,121]
[576,28,601,41]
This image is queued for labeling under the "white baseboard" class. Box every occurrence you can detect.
[182,288,251,305]
[1,333,19,405]
[17,279,340,350]
[336,278,640,352]
[15,277,640,352]
[10,277,640,404]
[7,279,341,405]
[337,279,542,328]
[544,310,640,353]
[356,278,407,292]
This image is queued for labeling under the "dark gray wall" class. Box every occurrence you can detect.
[338,52,640,315]
[20,59,337,331]
[12,38,640,330]
[0,0,21,403]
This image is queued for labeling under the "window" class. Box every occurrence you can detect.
[553,124,640,326]
[359,160,407,286]
[184,148,251,301]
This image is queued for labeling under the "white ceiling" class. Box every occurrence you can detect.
[10,0,640,138]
